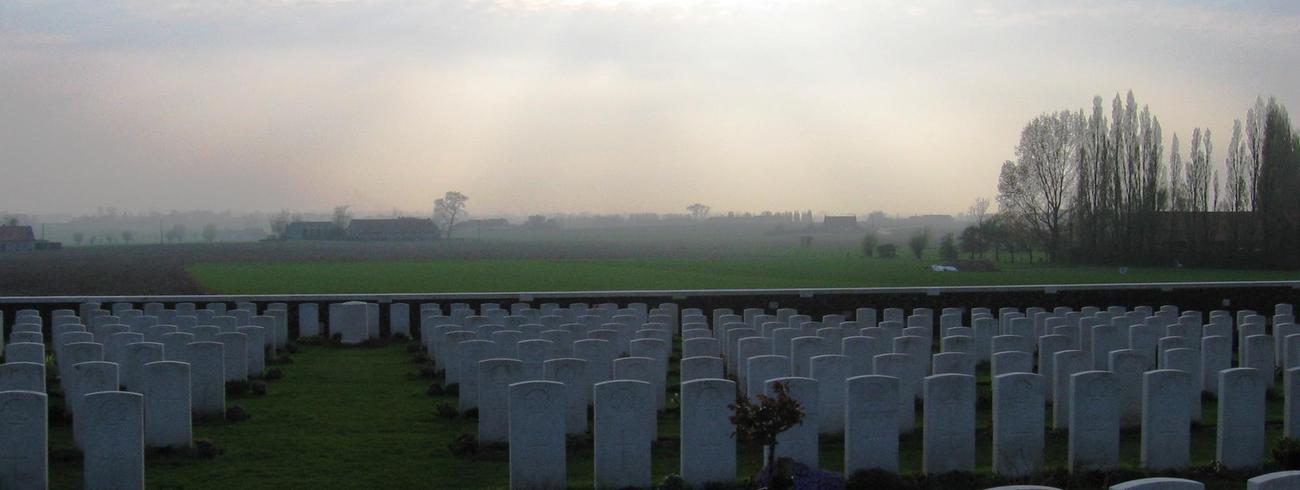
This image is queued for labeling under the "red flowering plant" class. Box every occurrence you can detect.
[728,381,806,490]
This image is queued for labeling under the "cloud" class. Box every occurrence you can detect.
[0,0,1297,216]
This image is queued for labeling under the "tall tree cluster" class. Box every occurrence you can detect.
[997,92,1298,267]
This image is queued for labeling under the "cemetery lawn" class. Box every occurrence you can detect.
[188,256,1299,294]
[45,342,1287,489]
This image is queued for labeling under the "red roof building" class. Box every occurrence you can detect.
[0,225,37,252]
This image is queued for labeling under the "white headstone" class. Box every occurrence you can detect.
[745,355,790,401]
[3,343,43,365]
[844,375,898,474]
[932,352,974,376]
[1201,336,1230,395]
[390,303,410,338]
[683,338,720,359]
[215,332,248,382]
[299,303,321,337]
[336,302,368,345]
[874,353,917,433]
[1217,367,1265,470]
[842,336,885,376]
[993,372,1044,477]
[922,373,975,474]
[1160,348,1203,423]
[790,336,824,377]
[456,339,497,412]
[70,362,117,450]
[594,380,653,490]
[1109,477,1204,490]
[122,342,164,393]
[993,351,1034,376]
[681,356,724,383]
[680,379,736,487]
[543,358,589,435]
[144,361,191,449]
[478,358,523,444]
[517,339,551,380]
[1140,369,1190,471]
[0,362,45,393]
[235,326,266,378]
[507,380,566,490]
[1288,367,1300,439]
[811,354,848,434]
[614,357,662,421]
[1243,334,1276,388]
[83,391,144,489]
[0,390,46,490]
[186,342,225,418]
[765,377,818,468]
[1248,470,1300,490]
[160,332,195,363]
[1108,349,1144,428]
[573,339,614,385]
[1069,370,1119,472]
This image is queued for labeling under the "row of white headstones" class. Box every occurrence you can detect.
[0,300,309,490]
[419,302,1300,489]
[3,300,1300,489]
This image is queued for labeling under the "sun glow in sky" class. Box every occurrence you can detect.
[2,1,1298,217]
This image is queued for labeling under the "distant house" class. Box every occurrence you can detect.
[284,221,343,240]
[0,225,60,252]
[452,218,509,234]
[347,218,440,241]
[822,215,860,232]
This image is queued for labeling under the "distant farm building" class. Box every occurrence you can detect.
[347,218,440,241]
[0,225,61,252]
[822,215,860,232]
[453,218,509,233]
[283,221,343,240]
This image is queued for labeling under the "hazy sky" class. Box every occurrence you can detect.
[3,1,1299,218]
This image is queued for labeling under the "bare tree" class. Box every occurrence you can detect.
[907,228,931,260]
[165,224,187,243]
[1168,133,1183,211]
[434,191,468,238]
[968,198,990,227]
[332,205,352,233]
[1225,119,1250,212]
[1245,96,1268,212]
[270,210,293,238]
[998,110,1079,262]
[687,203,711,221]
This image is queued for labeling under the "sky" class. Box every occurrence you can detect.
[2,0,1299,218]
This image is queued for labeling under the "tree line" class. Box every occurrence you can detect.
[994,93,1299,268]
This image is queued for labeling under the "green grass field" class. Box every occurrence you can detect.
[188,255,1299,294]
[44,343,1290,489]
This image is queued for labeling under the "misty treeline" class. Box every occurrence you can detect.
[997,93,1300,268]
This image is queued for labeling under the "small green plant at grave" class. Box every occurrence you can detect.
[448,433,478,457]
[728,381,805,490]
[435,402,458,419]
[1273,437,1300,469]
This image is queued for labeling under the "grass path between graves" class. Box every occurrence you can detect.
[49,343,445,489]
[47,343,1291,489]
